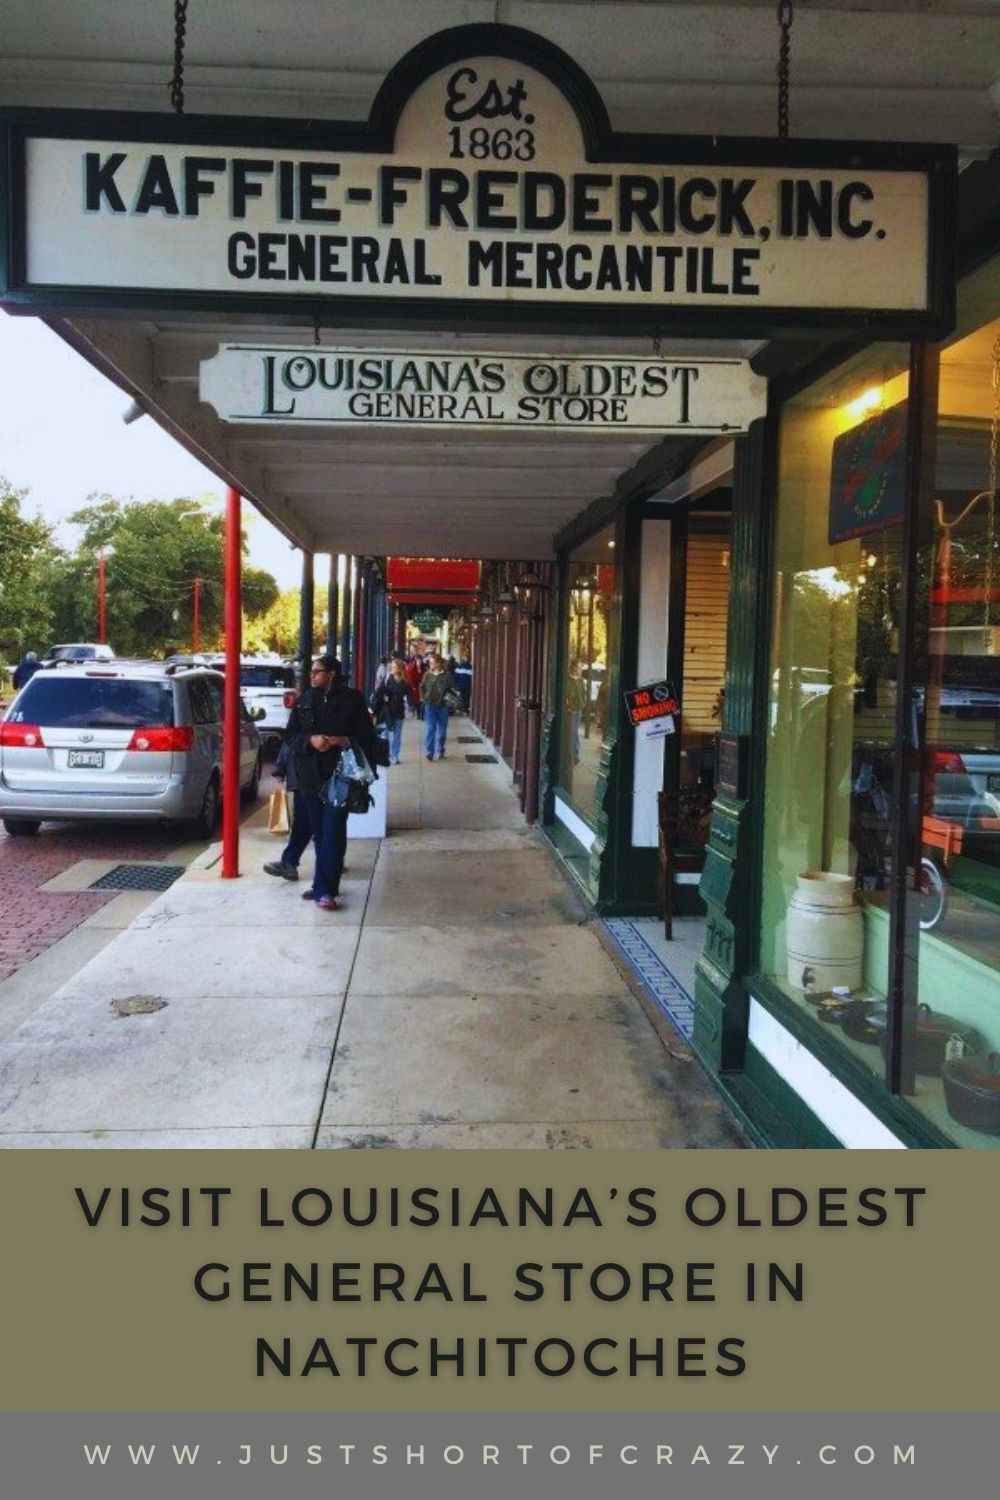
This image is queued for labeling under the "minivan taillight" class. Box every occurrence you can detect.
[932,750,965,774]
[127,726,194,752]
[282,691,297,710]
[0,722,45,748]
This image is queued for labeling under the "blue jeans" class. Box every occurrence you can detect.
[388,718,403,762]
[424,702,449,757]
[280,791,312,868]
[568,710,581,764]
[302,794,349,899]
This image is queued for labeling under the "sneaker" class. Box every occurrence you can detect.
[427,753,434,761]
[316,895,341,911]
[263,861,298,881]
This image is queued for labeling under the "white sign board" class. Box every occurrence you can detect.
[199,345,767,433]
[641,717,676,742]
[11,46,945,327]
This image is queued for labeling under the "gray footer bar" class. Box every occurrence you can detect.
[4,1413,990,1499]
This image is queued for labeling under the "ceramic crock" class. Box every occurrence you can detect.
[786,870,863,993]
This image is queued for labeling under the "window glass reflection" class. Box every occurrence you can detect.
[560,526,615,824]
[760,345,911,1083]
[909,286,1000,1146]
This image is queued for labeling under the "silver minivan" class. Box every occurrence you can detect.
[0,662,262,836]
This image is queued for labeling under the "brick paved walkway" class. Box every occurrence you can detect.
[0,772,275,983]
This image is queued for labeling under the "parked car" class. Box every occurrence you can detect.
[235,659,298,747]
[0,662,262,837]
[167,655,297,750]
[43,642,116,665]
[912,683,1000,833]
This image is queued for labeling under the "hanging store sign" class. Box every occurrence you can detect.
[0,25,955,338]
[411,610,444,634]
[199,345,767,433]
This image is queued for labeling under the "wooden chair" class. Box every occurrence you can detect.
[657,788,714,939]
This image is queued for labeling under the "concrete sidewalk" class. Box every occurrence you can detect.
[0,719,745,1149]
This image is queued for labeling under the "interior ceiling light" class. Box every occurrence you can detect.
[845,386,884,421]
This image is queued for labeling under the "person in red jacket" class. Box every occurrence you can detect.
[404,653,424,719]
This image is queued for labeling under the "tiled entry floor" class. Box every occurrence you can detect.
[603,916,705,1040]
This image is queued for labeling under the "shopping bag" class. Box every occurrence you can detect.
[341,743,377,785]
[267,787,291,836]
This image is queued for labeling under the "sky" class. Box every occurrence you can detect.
[0,313,317,592]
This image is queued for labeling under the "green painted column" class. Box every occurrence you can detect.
[694,418,777,1073]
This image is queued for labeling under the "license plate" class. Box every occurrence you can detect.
[989,775,1000,793]
[68,749,105,769]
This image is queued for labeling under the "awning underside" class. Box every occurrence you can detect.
[50,314,758,560]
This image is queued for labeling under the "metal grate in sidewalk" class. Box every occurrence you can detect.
[88,863,186,893]
[465,754,498,763]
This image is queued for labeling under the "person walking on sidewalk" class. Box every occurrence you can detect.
[454,653,473,711]
[421,652,454,762]
[371,656,409,764]
[263,654,376,910]
[405,652,424,719]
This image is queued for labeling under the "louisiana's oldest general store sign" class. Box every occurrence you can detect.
[0,24,955,335]
[199,346,767,433]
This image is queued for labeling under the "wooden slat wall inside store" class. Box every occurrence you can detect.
[684,529,730,733]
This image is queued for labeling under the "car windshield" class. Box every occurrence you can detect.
[12,678,174,728]
[49,645,96,661]
[239,666,296,688]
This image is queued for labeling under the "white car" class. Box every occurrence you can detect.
[43,642,116,665]
[166,655,298,748]
[235,659,298,747]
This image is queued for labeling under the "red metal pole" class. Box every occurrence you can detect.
[97,549,106,643]
[221,489,241,879]
[192,576,201,654]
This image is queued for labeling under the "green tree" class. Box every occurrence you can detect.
[0,476,62,665]
[50,495,279,657]
[242,565,281,620]
[242,588,324,657]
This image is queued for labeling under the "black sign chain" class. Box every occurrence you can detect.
[777,0,794,139]
[169,0,189,115]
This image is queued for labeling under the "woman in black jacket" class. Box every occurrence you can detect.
[370,657,409,764]
[265,655,377,911]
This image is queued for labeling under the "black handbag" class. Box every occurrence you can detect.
[370,733,391,768]
[345,778,374,814]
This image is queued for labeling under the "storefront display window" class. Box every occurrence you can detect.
[908,255,1000,1145]
[559,525,616,827]
[760,342,912,1084]
[760,255,1000,1144]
